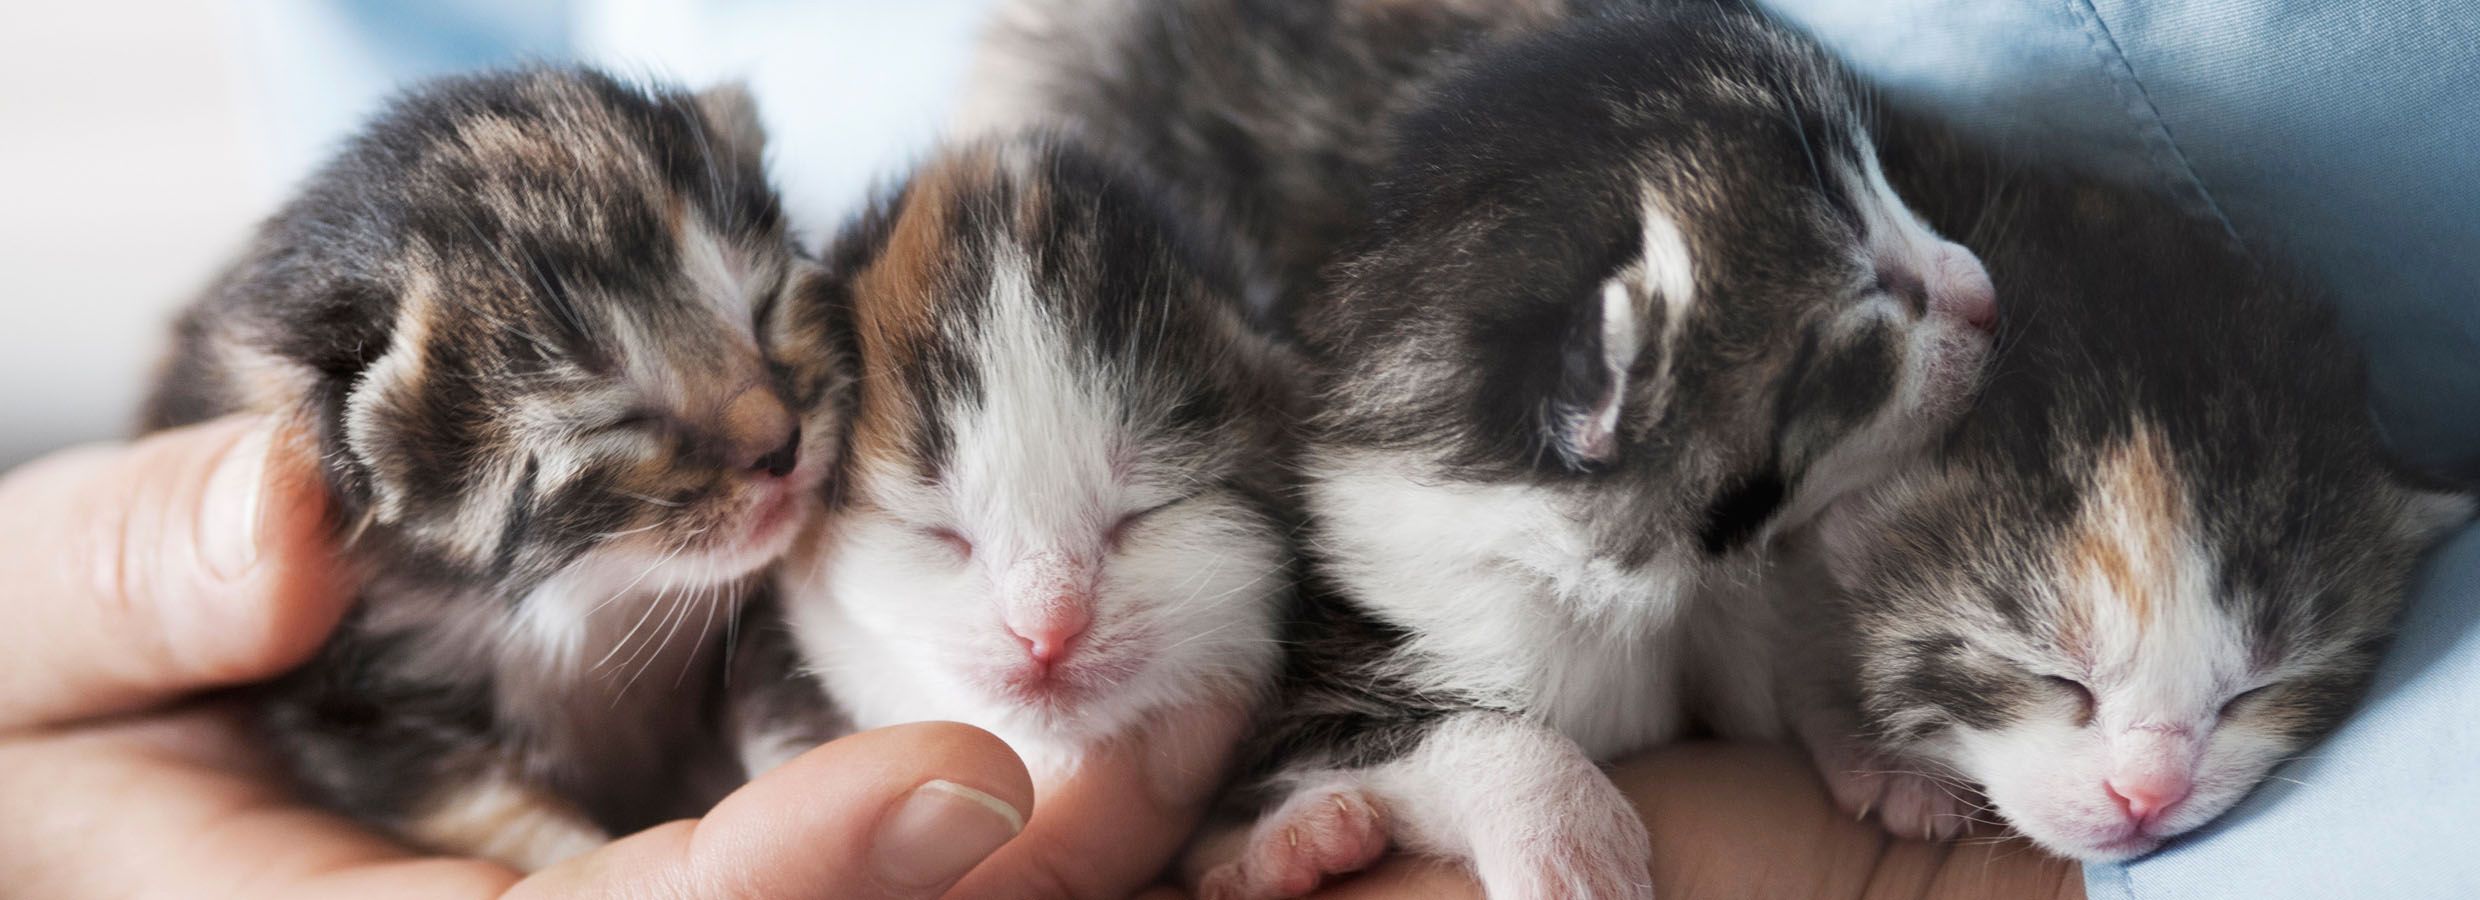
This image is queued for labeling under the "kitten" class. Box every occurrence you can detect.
[143,67,849,870]
[765,135,1297,786]
[1785,117,2477,861]
[1194,8,1996,899]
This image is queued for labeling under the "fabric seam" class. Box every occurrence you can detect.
[2061,0,2244,246]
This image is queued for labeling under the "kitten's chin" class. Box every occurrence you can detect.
[971,656,1155,744]
[635,480,814,587]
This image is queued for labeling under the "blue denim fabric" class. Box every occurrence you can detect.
[1763,1,2480,894]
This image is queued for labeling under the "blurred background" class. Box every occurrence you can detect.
[0,0,991,466]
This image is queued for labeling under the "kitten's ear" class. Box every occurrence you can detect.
[1542,197,1689,472]
[1543,279,1636,471]
[695,81,767,153]
[2396,487,2478,544]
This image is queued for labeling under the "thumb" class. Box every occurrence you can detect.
[0,414,351,730]
[511,722,1036,900]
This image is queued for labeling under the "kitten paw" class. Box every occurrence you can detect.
[1812,747,1983,842]
[1469,778,1655,900]
[1197,785,1390,900]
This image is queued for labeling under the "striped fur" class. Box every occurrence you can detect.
[143,67,850,867]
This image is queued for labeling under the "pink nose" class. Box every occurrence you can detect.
[2105,773,2193,827]
[1007,601,1090,667]
[1928,242,1997,334]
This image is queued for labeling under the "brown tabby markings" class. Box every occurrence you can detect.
[847,153,982,467]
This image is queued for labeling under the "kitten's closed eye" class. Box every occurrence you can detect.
[2043,675,2097,726]
[921,526,974,560]
[596,410,665,435]
[2218,683,2278,721]
[1107,496,1192,550]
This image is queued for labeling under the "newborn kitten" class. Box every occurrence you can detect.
[1196,9,1997,899]
[962,0,1576,310]
[769,135,1296,782]
[143,68,849,869]
[1789,120,2477,861]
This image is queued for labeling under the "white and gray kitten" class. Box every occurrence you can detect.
[1773,118,2477,862]
[144,68,850,870]
[750,135,1300,794]
[1033,6,1994,899]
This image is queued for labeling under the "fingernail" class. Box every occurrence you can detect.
[200,420,277,580]
[871,779,1025,889]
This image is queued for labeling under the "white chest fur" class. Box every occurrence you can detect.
[1308,454,1703,759]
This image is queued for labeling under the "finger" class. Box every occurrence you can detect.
[948,698,1251,900]
[0,415,350,729]
[0,703,520,900]
[1307,857,1485,900]
[513,721,1034,900]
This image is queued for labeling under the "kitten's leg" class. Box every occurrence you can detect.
[402,773,609,872]
[1193,775,1390,900]
[1798,711,1983,841]
[1372,713,1653,900]
[1200,712,1652,900]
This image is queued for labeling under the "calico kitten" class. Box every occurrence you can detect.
[962,0,1577,311]
[1786,120,2477,861]
[143,67,849,869]
[1194,8,1997,899]
[766,135,1297,785]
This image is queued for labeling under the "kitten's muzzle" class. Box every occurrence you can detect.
[720,385,801,477]
[1927,242,1997,335]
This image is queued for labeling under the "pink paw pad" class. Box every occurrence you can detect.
[1812,747,1983,841]
[1199,787,1389,900]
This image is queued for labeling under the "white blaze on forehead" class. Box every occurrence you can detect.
[2056,427,2246,726]
[945,242,1126,559]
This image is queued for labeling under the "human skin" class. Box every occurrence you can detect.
[1302,742,2084,900]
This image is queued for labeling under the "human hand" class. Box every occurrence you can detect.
[1295,742,2082,900]
[0,416,1040,899]
[947,699,1252,900]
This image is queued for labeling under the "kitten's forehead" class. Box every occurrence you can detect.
[2045,426,2248,705]
[841,140,1266,509]
[393,69,783,355]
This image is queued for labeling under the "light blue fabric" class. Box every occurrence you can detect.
[1762,1,2480,895]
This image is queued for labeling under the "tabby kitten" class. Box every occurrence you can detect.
[144,67,849,870]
